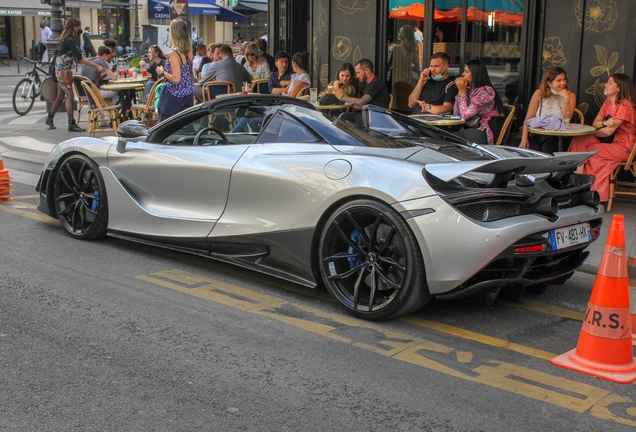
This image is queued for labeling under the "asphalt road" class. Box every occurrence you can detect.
[1,71,636,430]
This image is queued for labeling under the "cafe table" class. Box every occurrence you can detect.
[100,81,146,121]
[527,123,596,152]
[410,113,466,127]
[314,103,353,112]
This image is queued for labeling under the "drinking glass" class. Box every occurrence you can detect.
[309,88,318,104]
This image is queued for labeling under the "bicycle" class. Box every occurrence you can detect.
[12,56,51,116]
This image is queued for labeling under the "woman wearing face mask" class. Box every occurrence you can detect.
[519,66,576,153]
[45,18,105,131]
[568,74,636,203]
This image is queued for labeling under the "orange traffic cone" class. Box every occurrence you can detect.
[629,229,636,344]
[0,157,11,201]
[552,214,636,383]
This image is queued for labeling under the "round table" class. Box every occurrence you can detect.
[527,124,596,152]
[101,82,145,121]
[410,114,466,127]
[315,103,353,112]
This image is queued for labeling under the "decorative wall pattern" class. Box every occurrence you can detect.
[585,45,624,107]
[575,0,618,33]
[332,36,353,61]
[542,37,567,70]
[335,0,369,14]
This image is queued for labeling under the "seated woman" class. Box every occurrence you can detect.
[452,58,505,145]
[332,62,363,98]
[568,73,636,203]
[519,66,576,154]
[284,51,311,97]
[140,45,167,99]
[243,42,271,80]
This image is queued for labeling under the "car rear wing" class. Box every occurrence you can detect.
[423,152,597,182]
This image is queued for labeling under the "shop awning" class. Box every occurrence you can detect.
[237,0,267,13]
[148,0,245,23]
[188,1,245,22]
[0,0,51,16]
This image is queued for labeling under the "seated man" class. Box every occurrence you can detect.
[200,43,222,77]
[334,59,390,110]
[408,52,458,114]
[194,44,253,102]
[268,51,292,94]
[192,43,207,75]
[80,46,119,104]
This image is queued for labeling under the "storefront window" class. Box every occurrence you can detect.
[434,0,523,104]
[387,0,523,108]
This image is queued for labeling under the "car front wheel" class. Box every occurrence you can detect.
[318,199,430,320]
[53,154,109,240]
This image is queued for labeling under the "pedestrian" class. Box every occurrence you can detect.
[39,21,51,63]
[82,26,96,57]
[156,18,194,122]
[45,18,106,132]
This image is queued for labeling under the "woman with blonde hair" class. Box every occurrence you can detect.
[243,42,271,79]
[45,17,105,131]
[519,66,576,154]
[569,74,636,202]
[156,18,194,122]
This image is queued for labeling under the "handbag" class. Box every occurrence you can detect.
[58,69,73,86]
[464,115,482,128]
[599,115,615,143]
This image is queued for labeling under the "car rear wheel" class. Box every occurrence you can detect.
[319,199,430,320]
[53,154,109,240]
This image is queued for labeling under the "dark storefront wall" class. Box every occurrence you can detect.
[311,0,378,91]
[540,0,636,124]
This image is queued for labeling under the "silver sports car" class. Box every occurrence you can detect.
[36,95,603,320]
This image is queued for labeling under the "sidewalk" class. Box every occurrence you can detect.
[0,60,44,78]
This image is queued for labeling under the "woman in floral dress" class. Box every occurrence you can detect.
[156,18,194,122]
[452,58,505,144]
[568,73,636,202]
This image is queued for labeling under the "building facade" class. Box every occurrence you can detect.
[269,0,636,124]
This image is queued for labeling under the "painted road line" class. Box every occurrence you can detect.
[0,136,55,153]
[400,316,557,361]
[0,201,59,225]
[137,268,636,427]
[499,299,585,321]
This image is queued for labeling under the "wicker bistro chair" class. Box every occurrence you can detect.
[607,140,636,211]
[495,104,517,145]
[201,80,236,102]
[573,108,585,125]
[72,75,92,124]
[250,79,270,94]
[131,78,164,125]
[296,86,310,97]
[81,80,121,137]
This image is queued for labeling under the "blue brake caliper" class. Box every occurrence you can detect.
[91,190,99,212]
[347,229,363,269]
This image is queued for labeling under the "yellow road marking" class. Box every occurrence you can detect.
[500,299,585,321]
[11,194,39,199]
[138,268,636,426]
[0,201,59,225]
[401,316,556,360]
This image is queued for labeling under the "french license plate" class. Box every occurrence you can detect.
[550,222,591,250]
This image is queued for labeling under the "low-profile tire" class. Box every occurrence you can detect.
[318,199,430,320]
[53,154,109,240]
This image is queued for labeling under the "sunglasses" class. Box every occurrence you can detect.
[246,53,256,57]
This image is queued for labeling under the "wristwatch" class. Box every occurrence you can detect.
[427,104,432,111]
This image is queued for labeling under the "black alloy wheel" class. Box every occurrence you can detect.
[319,199,430,320]
[53,154,109,240]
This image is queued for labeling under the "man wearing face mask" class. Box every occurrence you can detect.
[408,52,458,114]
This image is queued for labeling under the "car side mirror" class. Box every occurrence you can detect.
[116,120,148,140]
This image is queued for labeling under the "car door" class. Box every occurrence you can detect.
[106,137,248,238]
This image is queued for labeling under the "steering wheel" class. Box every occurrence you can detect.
[193,127,229,146]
